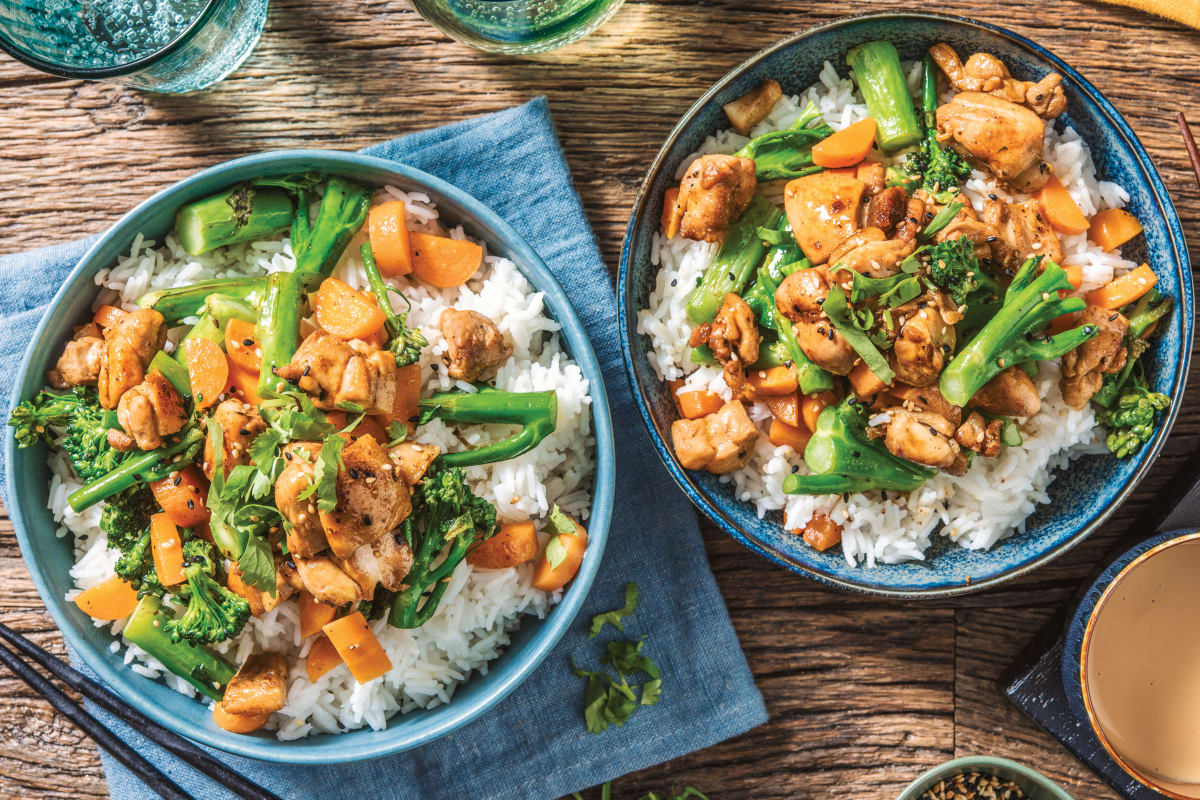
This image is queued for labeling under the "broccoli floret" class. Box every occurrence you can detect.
[782,399,937,495]
[905,53,972,199]
[923,235,1000,307]
[8,385,131,482]
[1097,369,1170,458]
[113,532,166,599]
[163,538,251,646]
[361,243,428,367]
[99,485,157,552]
[7,387,86,448]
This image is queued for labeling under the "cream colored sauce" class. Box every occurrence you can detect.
[1087,539,1200,795]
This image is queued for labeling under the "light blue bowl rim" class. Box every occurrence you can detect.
[3,148,616,764]
[616,9,1193,599]
[897,755,1075,799]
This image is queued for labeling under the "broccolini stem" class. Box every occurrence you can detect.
[139,277,266,325]
[733,103,834,181]
[845,41,922,152]
[204,293,258,324]
[388,517,475,629]
[360,243,427,367]
[175,187,294,257]
[67,428,204,512]
[256,271,304,397]
[419,387,557,467]
[122,596,234,701]
[685,195,781,324]
[292,177,372,287]
[921,52,938,127]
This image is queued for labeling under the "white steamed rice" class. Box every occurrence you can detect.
[48,188,595,738]
[638,61,1133,567]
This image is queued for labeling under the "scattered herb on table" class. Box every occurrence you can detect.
[589,582,639,637]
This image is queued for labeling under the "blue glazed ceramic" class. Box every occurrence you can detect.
[3,150,616,763]
[618,12,1193,597]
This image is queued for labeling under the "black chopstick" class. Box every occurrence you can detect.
[1176,111,1200,190]
[0,636,194,800]
[0,624,282,800]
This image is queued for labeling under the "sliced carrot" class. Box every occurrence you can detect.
[1034,175,1090,236]
[74,575,139,620]
[150,513,185,587]
[812,118,877,168]
[746,365,798,396]
[531,517,588,593]
[212,702,270,734]
[368,201,413,277]
[299,591,338,639]
[765,391,801,428]
[323,612,392,684]
[223,318,261,374]
[305,634,344,682]
[1088,208,1143,252]
[1047,310,1082,336]
[661,187,684,240]
[93,304,127,329]
[313,277,386,341]
[150,465,211,528]
[467,521,539,569]
[1086,264,1158,310]
[1062,264,1083,291]
[848,362,887,401]
[802,391,837,433]
[768,418,812,452]
[800,513,843,552]
[184,337,230,411]
[674,388,724,419]
[227,364,261,407]
[409,232,483,288]
[386,362,422,429]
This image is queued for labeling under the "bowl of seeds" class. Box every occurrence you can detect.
[897,756,1074,800]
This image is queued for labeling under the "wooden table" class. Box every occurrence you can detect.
[0,1,1196,797]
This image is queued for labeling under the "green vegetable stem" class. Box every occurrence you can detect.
[418,387,558,467]
[176,187,294,257]
[684,195,781,324]
[733,101,835,181]
[845,41,922,152]
[67,428,205,512]
[256,270,304,397]
[360,243,428,367]
[122,596,235,701]
[139,276,266,325]
[292,176,372,285]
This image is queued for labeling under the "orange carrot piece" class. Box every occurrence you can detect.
[1047,310,1082,336]
[745,365,798,396]
[93,304,127,329]
[848,362,887,401]
[306,634,344,682]
[368,201,413,277]
[150,513,185,587]
[385,363,422,429]
[324,410,389,442]
[223,318,261,374]
[409,232,483,288]
[1034,175,1090,235]
[531,517,588,593]
[299,591,338,639]
[150,465,211,528]
[800,514,843,552]
[212,702,271,734]
[1088,208,1143,252]
[323,612,392,684]
[1086,264,1158,310]
[661,187,684,239]
[677,389,724,419]
[467,521,540,569]
[183,337,230,411]
[227,364,262,407]
[812,118,877,168]
[74,575,139,620]
[1062,264,1083,291]
[313,277,386,341]
[765,391,801,428]
[768,418,812,452]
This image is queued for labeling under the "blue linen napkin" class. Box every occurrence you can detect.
[0,98,766,800]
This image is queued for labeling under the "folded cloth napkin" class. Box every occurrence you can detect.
[0,98,766,799]
[1095,0,1200,28]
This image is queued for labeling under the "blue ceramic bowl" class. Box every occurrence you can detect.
[618,11,1193,597]
[3,150,616,763]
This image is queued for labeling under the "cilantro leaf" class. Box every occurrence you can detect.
[543,504,578,570]
[589,582,639,638]
[545,536,568,570]
[386,420,409,448]
[298,436,345,513]
[236,529,276,594]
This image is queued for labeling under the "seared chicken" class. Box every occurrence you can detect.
[226,558,298,617]
[982,198,1063,270]
[689,293,760,393]
[112,372,187,450]
[439,308,512,382]
[880,407,967,475]
[889,291,958,388]
[337,533,414,596]
[98,308,167,409]
[929,43,1067,118]
[48,324,104,389]
[784,172,867,265]
[273,331,397,415]
[204,399,267,480]
[222,653,288,716]
[955,410,1003,457]
[293,554,368,606]
[936,92,1048,189]
[933,201,998,261]
[275,442,328,558]
[1061,305,1127,408]
[388,440,440,486]
[886,384,963,427]
[321,434,412,560]
[671,400,758,473]
[677,154,758,242]
[970,366,1041,418]
[775,266,859,375]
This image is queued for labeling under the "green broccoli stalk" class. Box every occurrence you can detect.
[67,428,205,513]
[389,464,498,629]
[174,173,322,257]
[745,256,835,395]
[360,243,427,367]
[685,195,781,324]
[257,270,304,397]
[783,399,936,494]
[139,277,266,325]
[1097,365,1169,458]
[733,101,835,181]
[906,53,972,199]
[123,595,235,701]
[845,41,923,153]
[1091,290,1172,408]
[418,386,557,467]
[163,538,251,646]
[291,176,373,287]
[8,386,94,449]
[939,257,1098,407]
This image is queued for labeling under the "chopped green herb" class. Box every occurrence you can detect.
[589,582,639,638]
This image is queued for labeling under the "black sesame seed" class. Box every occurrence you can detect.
[843,492,851,502]
[173,474,182,486]
[986,236,998,243]
[362,515,372,526]
[988,193,998,201]
[239,428,251,436]
[670,279,678,287]
[791,464,800,473]
[243,338,255,346]
[1109,313,1119,321]
[186,499,195,510]
[301,365,310,377]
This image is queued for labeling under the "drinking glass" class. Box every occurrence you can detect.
[0,0,268,93]
[410,0,625,54]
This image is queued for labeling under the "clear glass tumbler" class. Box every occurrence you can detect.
[0,0,268,93]
[410,0,625,54]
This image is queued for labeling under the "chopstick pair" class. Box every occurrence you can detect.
[0,623,281,800]
[1176,112,1200,190]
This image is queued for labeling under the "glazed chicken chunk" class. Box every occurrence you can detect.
[226,558,298,617]
[293,554,369,607]
[970,366,1041,418]
[775,266,858,375]
[222,653,288,717]
[338,532,414,596]
[982,198,1063,269]
[203,399,268,480]
[274,442,328,558]
[274,331,397,415]
[110,371,187,451]
[880,407,967,476]
[321,434,412,559]
[955,410,1003,458]
[784,172,867,265]
[1061,305,1127,409]
[48,323,104,389]
[929,43,1067,118]
[388,440,441,486]
[888,291,959,388]
[936,92,1048,190]
[98,308,167,409]
[671,400,758,474]
[439,308,512,382]
[677,154,758,242]
[689,293,760,393]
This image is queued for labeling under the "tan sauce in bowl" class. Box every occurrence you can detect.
[1087,539,1200,795]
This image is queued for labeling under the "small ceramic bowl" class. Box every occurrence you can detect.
[3,150,616,763]
[897,756,1075,800]
[617,11,1193,597]
[1065,529,1200,798]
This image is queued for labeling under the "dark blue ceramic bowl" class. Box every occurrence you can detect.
[618,12,1193,597]
[4,150,616,763]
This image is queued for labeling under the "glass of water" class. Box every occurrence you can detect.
[410,0,625,54]
[0,0,268,93]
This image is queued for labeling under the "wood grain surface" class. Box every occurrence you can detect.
[0,1,1197,797]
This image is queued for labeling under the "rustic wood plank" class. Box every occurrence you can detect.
[0,0,1198,797]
